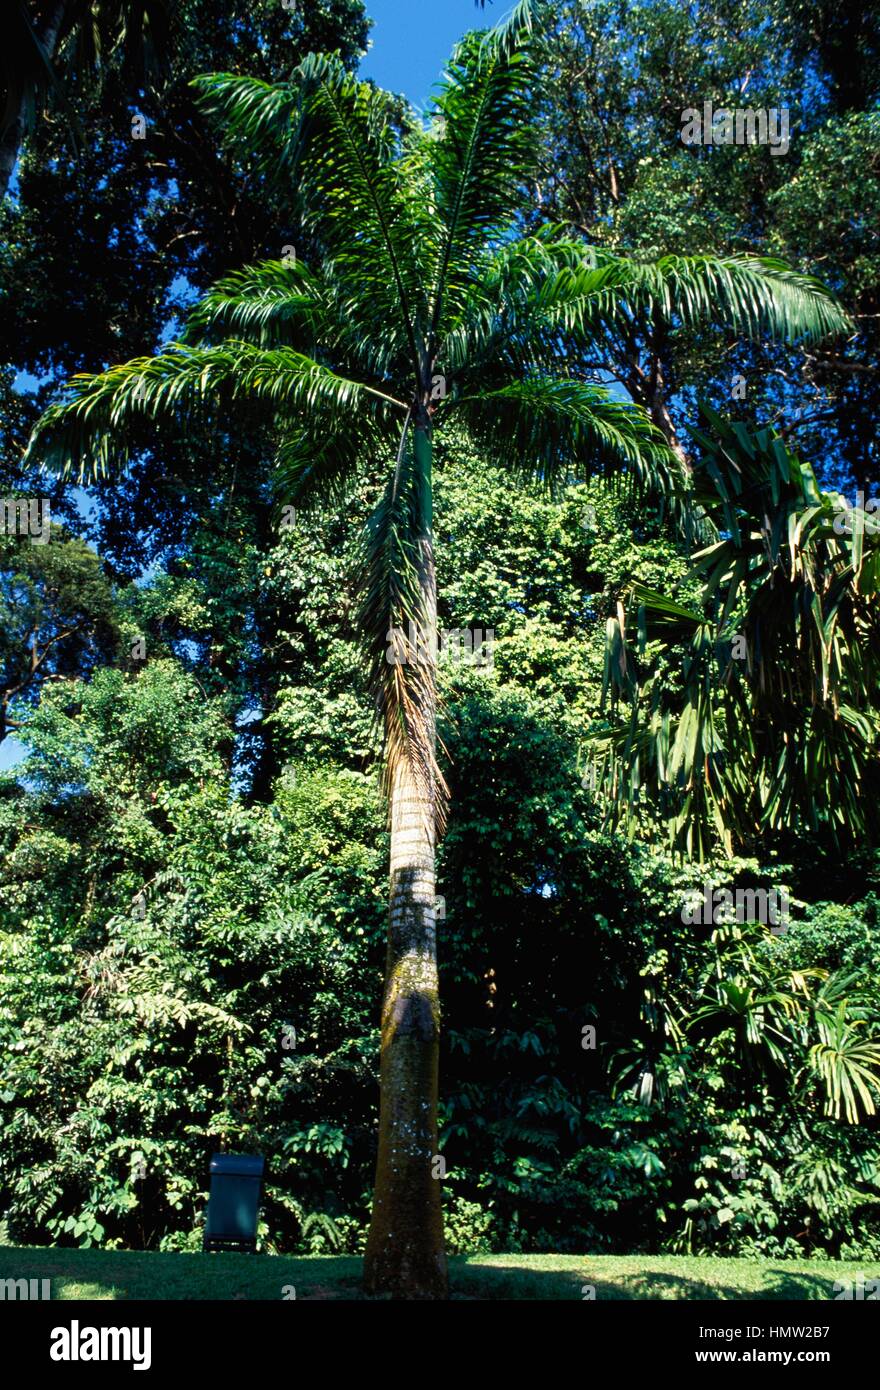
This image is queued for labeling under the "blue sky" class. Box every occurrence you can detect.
[0,738,23,772]
[359,0,492,108]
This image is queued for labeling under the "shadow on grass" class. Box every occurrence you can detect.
[0,1246,854,1301]
[0,1246,365,1301]
[450,1261,841,1302]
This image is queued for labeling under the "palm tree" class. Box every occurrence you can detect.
[592,406,880,859]
[25,0,849,1297]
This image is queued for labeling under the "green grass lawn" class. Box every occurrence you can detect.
[1,1245,877,1300]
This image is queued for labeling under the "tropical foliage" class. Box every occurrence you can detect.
[1,0,879,1292]
[592,409,880,858]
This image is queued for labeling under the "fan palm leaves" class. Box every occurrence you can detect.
[809,1018,880,1124]
[681,926,880,1122]
[687,922,820,1070]
[808,975,880,1123]
[25,0,850,1295]
[591,406,880,858]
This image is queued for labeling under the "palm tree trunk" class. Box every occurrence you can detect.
[363,417,448,1300]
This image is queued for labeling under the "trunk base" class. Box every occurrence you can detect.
[363,1245,448,1300]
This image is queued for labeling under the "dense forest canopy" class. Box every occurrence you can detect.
[1,0,879,1284]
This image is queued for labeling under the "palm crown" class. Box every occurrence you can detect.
[27,1,849,820]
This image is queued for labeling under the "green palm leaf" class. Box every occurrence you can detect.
[429,25,539,337]
[194,57,435,379]
[810,1011,880,1123]
[449,376,682,497]
[25,342,403,481]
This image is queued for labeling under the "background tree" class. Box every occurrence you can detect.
[531,0,880,491]
[1,0,176,198]
[0,524,118,743]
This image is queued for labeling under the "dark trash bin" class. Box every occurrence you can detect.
[203,1154,265,1253]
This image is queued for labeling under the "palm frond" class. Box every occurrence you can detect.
[25,342,404,482]
[448,376,683,498]
[183,258,412,386]
[616,254,851,346]
[190,70,303,181]
[438,231,621,379]
[182,260,327,349]
[273,410,392,515]
[587,408,880,859]
[446,243,850,382]
[194,58,434,380]
[474,0,543,57]
[810,1011,880,1123]
[428,25,539,339]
